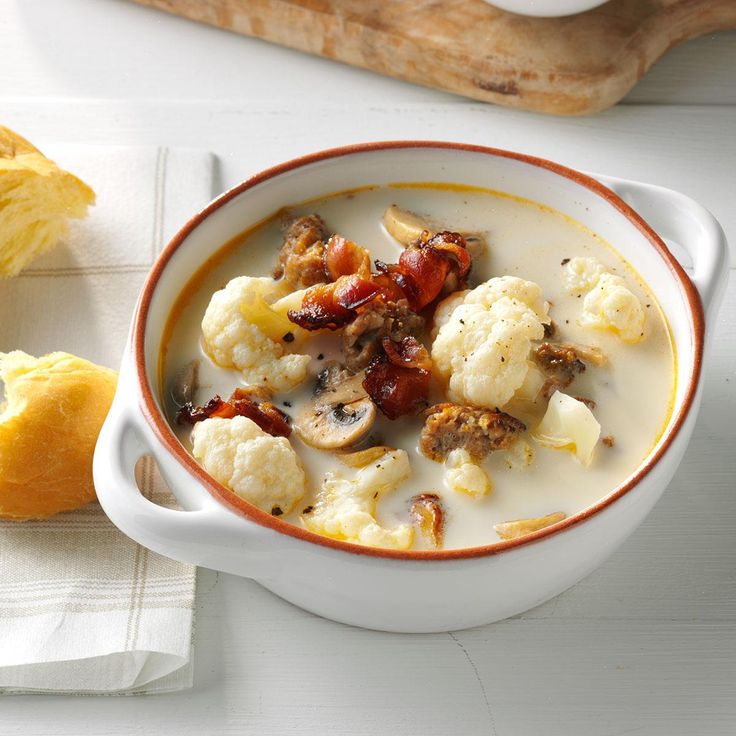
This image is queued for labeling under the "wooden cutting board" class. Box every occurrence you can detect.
[131,0,736,115]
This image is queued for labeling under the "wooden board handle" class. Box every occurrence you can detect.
[130,0,736,115]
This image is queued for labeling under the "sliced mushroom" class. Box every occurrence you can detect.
[459,232,487,259]
[171,360,200,406]
[296,369,376,449]
[313,361,352,396]
[569,343,607,367]
[494,511,566,540]
[383,205,429,246]
[383,205,489,261]
[410,493,445,549]
[338,445,397,468]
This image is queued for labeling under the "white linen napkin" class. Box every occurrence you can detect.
[0,144,215,694]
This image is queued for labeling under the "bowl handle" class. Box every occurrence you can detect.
[93,362,283,579]
[592,173,729,330]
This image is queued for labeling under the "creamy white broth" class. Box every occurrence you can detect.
[161,184,675,551]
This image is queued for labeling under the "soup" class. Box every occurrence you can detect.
[160,184,675,551]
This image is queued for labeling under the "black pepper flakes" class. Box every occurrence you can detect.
[283,400,292,407]
[317,353,324,360]
[302,505,314,515]
[282,332,295,343]
[561,258,570,266]
[271,506,283,516]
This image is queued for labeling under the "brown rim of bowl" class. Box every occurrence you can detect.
[133,140,704,561]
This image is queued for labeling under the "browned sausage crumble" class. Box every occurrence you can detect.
[534,342,587,399]
[274,214,330,289]
[342,298,425,371]
[419,403,526,463]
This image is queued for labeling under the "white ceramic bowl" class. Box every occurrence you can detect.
[481,0,608,17]
[94,142,728,633]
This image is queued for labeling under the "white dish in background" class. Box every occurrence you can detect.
[482,0,608,17]
[93,142,727,633]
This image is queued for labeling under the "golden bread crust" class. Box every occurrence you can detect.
[0,351,117,521]
[0,126,95,277]
[0,126,43,158]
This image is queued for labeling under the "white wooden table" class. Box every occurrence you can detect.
[1,1,735,734]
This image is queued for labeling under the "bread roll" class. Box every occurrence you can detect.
[0,126,95,277]
[0,351,117,520]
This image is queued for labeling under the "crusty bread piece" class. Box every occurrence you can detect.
[0,126,95,277]
[0,351,117,520]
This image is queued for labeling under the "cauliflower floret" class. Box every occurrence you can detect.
[532,391,601,466]
[431,289,469,340]
[432,276,550,409]
[511,361,545,404]
[303,449,413,550]
[504,439,534,470]
[563,257,646,343]
[462,276,549,321]
[444,449,492,498]
[270,288,308,319]
[564,256,607,294]
[580,272,646,343]
[191,415,306,513]
[201,276,310,392]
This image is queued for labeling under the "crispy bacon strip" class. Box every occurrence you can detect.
[382,335,432,370]
[428,231,472,277]
[287,274,381,331]
[228,388,292,437]
[399,245,449,301]
[333,274,382,310]
[288,230,471,331]
[177,388,291,437]
[362,337,431,420]
[375,231,471,311]
[176,395,234,423]
[369,271,408,303]
[324,235,371,281]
